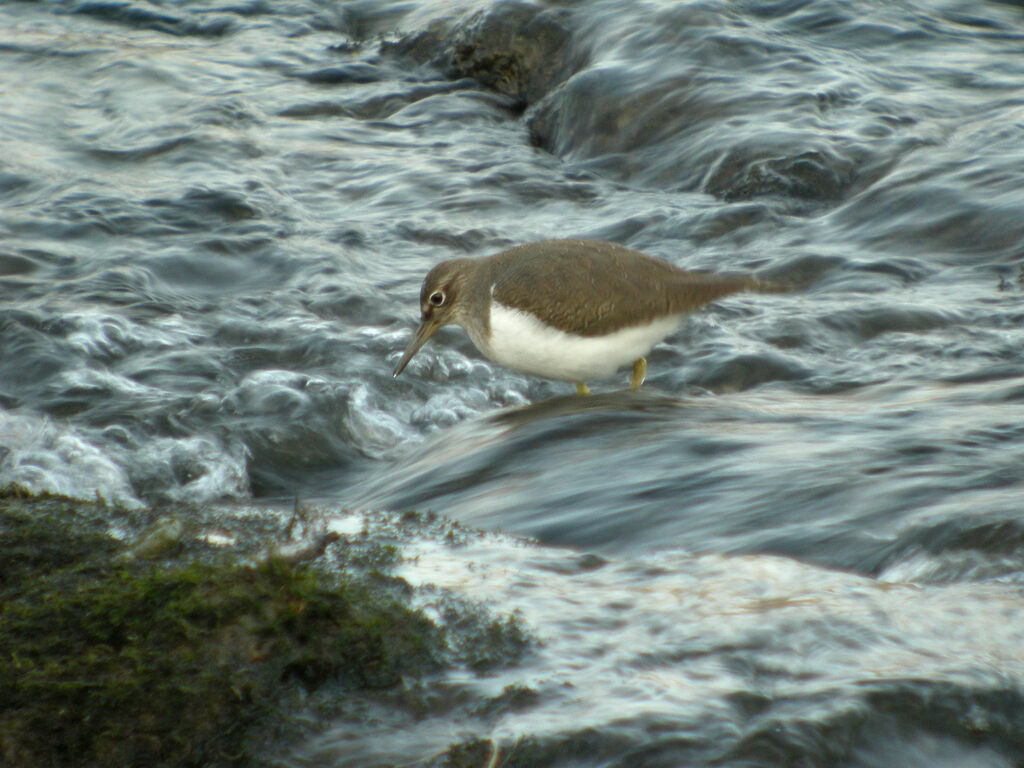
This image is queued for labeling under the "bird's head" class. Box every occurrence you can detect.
[393,259,471,377]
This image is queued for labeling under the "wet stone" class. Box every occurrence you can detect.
[381,1,580,107]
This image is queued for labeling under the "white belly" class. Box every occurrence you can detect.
[469,301,684,382]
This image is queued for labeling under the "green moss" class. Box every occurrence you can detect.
[0,488,443,768]
[0,487,122,590]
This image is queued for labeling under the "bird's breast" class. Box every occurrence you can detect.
[474,300,684,382]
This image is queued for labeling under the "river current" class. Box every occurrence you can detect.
[2,0,1024,765]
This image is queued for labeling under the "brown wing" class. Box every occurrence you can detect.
[489,239,760,337]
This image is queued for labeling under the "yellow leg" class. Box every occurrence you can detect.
[575,381,591,396]
[630,357,647,390]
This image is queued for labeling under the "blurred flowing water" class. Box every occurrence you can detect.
[2,0,1024,765]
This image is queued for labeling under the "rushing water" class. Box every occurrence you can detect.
[3,0,1024,764]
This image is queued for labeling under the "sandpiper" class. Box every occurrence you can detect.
[393,239,774,395]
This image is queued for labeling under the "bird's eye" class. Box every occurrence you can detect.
[428,290,445,307]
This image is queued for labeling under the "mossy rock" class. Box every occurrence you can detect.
[0,488,443,768]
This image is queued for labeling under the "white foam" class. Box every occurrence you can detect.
[0,410,143,508]
[345,382,423,458]
[132,434,250,505]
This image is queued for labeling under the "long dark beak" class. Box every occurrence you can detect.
[393,318,441,377]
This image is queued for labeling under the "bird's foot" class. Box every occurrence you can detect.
[629,357,647,390]
[575,381,591,397]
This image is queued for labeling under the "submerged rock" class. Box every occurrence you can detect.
[703,144,860,202]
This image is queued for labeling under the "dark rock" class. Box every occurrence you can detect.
[380,20,449,65]
[382,1,581,107]
[444,1,576,105]
[703,146,859,202]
